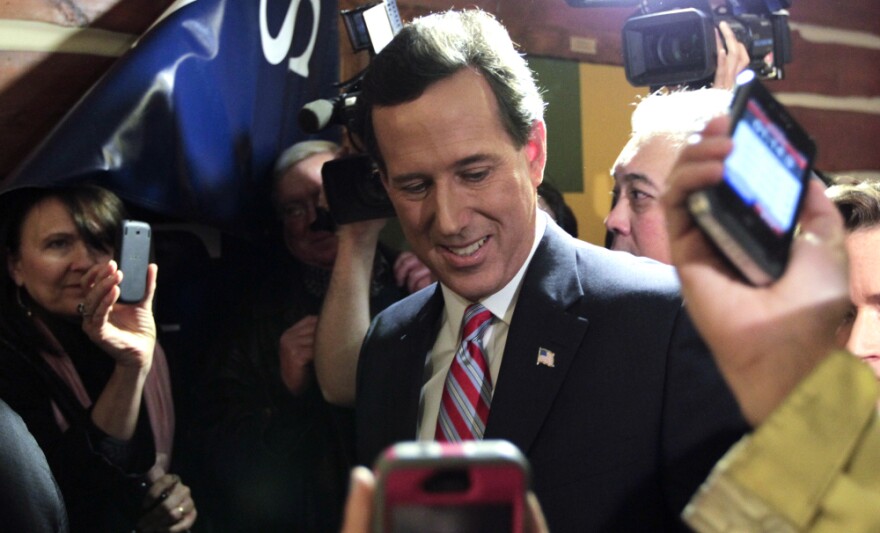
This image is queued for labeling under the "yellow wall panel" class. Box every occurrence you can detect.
[567,63,643,246]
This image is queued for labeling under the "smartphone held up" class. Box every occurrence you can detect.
[687,69,816,286]
[372,440,531,533]
[114,220,152,303]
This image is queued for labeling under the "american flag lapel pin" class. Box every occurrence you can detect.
[536,347,556,368]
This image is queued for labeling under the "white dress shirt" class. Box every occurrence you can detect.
[417,211,548,440]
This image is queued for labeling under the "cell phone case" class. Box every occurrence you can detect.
[372,440,531,533]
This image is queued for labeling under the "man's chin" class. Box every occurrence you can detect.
[435,269,501,302]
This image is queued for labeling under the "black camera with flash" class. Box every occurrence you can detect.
[297,1,401,224]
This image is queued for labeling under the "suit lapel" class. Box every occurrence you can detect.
[485,224,589,454]
[387,286,445,442]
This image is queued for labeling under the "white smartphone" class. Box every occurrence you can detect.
[115,219,151,303]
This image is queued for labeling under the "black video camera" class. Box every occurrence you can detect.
[298,1,401,134]
[297,1,402,223]
[569,0,792,89]
[322,154,396,225]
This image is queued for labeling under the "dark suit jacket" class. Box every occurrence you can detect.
[356,222,748,532]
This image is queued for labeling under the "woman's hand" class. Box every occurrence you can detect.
[137,474,197,533]
[79,260,158,371]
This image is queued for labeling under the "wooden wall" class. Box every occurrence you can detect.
[342,0,880,176]
[2,0,877,183]
[0,0,175,181]
[335,0,880,243]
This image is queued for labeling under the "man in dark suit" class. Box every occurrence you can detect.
[349,9,748,531]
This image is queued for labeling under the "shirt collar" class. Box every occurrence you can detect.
[440,210,548,326]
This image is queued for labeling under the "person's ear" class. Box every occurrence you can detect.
[525,120,547,188]
[7,250,23,287]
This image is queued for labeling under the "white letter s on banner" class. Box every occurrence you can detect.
[259,0,320,77]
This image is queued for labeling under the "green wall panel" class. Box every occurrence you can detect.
[529,56,583,193]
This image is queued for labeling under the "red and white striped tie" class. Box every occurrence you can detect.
[435,303,493,441]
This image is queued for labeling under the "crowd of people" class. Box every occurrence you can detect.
[0,7,877,533]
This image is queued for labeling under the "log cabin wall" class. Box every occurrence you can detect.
[0,0,176,185]
[351,0,879,176]
[340,0,879,243]
[2,0,877,244]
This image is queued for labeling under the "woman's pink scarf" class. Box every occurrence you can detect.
[36,319,175,482]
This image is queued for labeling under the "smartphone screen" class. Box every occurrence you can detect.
[724,97,811,236]
[687,72,815,285]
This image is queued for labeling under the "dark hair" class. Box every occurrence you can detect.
[353,9,545,171]
[538,182,578,238]
[0,185,126,355]
[826,178,880,232]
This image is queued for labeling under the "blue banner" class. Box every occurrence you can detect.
[2,0,340,234]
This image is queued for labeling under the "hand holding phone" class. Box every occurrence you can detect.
[663,119,850,426]
[687,70,816,285]
[115,220,152,303]
[372,440,531,533]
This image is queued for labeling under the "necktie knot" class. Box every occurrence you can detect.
[462,303,492,340]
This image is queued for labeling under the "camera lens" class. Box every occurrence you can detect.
[623,8,724,87]
[355,169,392,208]
[654,23,704,68]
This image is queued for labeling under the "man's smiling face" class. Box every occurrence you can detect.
[373,68,545,301]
